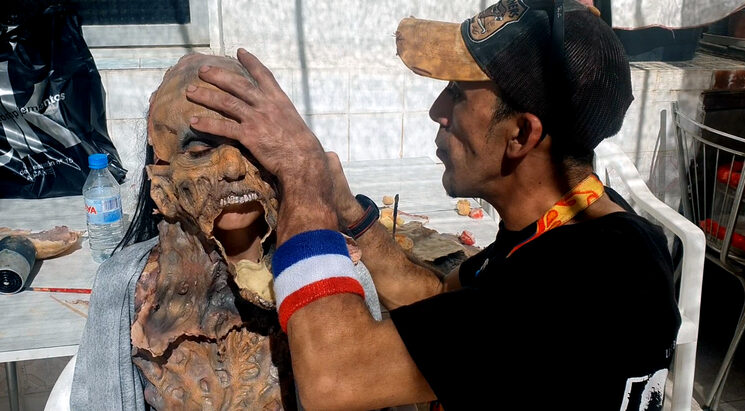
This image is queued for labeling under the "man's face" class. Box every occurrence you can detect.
[429,81,516,198]
[146,54,278,237]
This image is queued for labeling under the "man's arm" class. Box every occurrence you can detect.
[288,295,436,410]
[186,49,443,408]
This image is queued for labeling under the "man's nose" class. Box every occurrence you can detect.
[429,88,451,128]
[218,145,247,181]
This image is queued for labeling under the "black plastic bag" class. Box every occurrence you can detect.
[0,5,126,199]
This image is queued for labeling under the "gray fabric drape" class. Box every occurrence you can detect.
[70,237,157,411]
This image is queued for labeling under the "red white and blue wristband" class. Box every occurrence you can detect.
[272,229,365,332]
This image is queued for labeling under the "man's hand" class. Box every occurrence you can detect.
[186,49,322,183]
[325,152,365,228]
[186,49,335,244]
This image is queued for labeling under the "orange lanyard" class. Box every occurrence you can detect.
[506,174,605,258]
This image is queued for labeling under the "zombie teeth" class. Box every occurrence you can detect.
[219,193,259,207]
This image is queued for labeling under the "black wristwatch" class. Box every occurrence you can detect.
[345,194,379,239]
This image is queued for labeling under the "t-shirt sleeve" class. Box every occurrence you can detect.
[389,287,497,408]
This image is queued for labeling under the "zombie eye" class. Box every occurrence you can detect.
[185,141,213,156]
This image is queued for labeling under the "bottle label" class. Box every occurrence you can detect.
[85,197,122,224]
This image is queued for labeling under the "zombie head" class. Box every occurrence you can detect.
[130,56,290,410]
[146,54,278,241]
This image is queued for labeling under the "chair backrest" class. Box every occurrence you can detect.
[595,139,706,411]
[673,102,745,271]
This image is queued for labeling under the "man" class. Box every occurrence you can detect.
[187,0,681,409]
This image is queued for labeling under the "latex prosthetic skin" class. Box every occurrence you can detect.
[130,53,294,410]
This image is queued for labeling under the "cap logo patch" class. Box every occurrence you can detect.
[468,0,528,42]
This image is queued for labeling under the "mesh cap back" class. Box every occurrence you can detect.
[476,3,633,157]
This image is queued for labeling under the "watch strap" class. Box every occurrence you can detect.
[346,194,379,239]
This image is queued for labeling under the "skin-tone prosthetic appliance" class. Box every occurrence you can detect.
[130,53,293,410]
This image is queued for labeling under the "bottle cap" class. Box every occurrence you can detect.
[88,153,109,170]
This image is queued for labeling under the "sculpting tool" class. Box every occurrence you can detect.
[28,287,92,294]
[49,294,88,318]
[392,194,400,238]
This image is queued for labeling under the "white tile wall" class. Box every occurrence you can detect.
[676,90,704,119]
[637,149,683,207]
[108,119,148,175]
[271,68,296,102]
[413,0,483,21]
[299,0,415,69]
[220,0,299,69]
[307,114,350,160]
[404,73,447,112]
[91,48,204,71]
[292,69,349,115]
[615,100,674,154]
[403,112,438,161]
[107,119,149,216]
[349,113,402,161]
[104,69,167,120]
[220,0,420,70]
[630,66,653,91]
[349,69,405,113]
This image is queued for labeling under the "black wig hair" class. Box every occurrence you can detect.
[114,143,162,252]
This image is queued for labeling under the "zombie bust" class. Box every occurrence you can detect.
[130,53,294,410]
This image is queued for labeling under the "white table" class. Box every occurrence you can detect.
[0,157,499,410]
[0,195,97,359]
[0,195,96,411]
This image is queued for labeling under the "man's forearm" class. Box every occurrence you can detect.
[276,159,338,245]
[287,294,436,410]
[340,202,444,309]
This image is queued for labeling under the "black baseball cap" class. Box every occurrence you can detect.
[396,0,633,156]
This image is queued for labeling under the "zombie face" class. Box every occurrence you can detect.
[146,54,278,239]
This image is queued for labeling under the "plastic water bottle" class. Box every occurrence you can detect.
[83,154,124,263]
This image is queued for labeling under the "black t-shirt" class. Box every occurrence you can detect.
[390,211,681,410]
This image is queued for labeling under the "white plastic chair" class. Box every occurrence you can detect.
[595,140,706,411]
[673,103,745,410]
[44,354,75,411]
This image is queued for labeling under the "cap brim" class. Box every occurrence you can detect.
[396,17,489,82]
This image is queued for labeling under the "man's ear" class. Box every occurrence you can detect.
[146,165,180,218]
[505,113,544,159]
